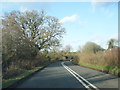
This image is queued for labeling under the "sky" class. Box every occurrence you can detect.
[0,1,118,51]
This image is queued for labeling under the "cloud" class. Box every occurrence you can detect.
[59,14,78,23]
[0,0,57,2]
[91,1,117,19]
[91,0,119,4]
[91,0,118,12]
[0,0,119,2]
[1,0,42,2]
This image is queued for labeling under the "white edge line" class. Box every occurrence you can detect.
[61,62,99,90]
[66,65,98,89]
[61,62,89,89]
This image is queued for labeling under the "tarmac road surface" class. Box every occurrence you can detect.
[16,61,119,89]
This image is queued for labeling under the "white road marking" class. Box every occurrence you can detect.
[61,62,99,90]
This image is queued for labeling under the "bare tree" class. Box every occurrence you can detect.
[2,14,39,72]
[64,45,72,53]
[5,10,65,51]
[77,45,82,53]
[2,10,65,73]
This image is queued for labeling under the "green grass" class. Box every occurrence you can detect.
[74,62,120,76]
[78,62,106,70]
[2,65,43,88]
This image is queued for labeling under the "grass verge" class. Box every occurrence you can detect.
[73,62,120,76]
[2,65,44,88]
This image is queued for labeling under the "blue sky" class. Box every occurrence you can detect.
[0,1,118,51]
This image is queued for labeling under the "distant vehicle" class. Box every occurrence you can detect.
[70,57,74,61]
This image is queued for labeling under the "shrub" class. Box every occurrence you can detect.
[3,63,25,79]
[77,47,120,75]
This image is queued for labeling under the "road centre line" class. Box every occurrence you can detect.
[61,62,99,90]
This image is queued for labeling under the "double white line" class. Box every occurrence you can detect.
[61,62,99,90]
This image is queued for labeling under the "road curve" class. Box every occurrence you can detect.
[16,61,119,89]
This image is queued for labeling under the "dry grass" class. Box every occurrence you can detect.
[73,47,120,75]
[78,47,119,67]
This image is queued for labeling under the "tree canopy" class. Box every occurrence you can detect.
[3,10,65,51]
[2,10,65,75]
[108,38,117,49]
[82,42,104,53]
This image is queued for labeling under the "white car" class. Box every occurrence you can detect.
[70,59,73,61]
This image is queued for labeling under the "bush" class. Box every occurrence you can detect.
[77,47,120,75]
[78,47,119,67]
[3,63,25,79]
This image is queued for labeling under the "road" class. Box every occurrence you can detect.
[16,61,119,89]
